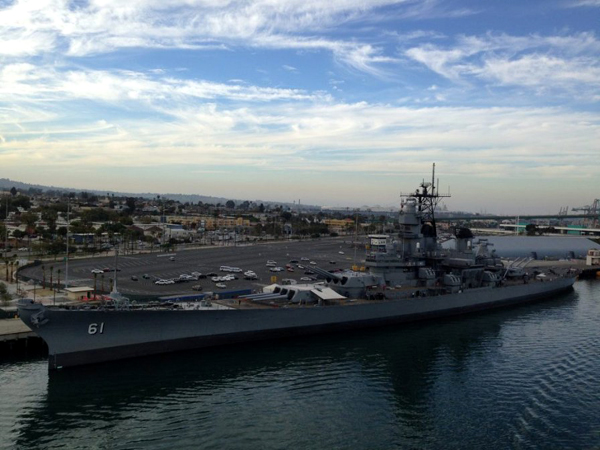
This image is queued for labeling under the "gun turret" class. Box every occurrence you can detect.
[310,266,345,283]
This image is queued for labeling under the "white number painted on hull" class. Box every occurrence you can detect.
[88,322,105,335]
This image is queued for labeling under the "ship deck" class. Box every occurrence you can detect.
[42,270,575,313]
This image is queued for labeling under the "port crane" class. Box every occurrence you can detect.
[572,199,599,228]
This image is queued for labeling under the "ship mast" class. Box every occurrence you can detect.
[401,163,450,237]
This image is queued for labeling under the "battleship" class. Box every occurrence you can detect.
[18,166,578,370]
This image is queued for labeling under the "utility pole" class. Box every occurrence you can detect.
[4,198,8,260]
[65,196,70,289]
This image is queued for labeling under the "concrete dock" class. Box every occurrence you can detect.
[0,317,46,355]
[0,318,36,342]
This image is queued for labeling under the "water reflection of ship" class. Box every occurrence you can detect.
[15,289,577,449]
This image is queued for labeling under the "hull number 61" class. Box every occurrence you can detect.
[88,322,105,335]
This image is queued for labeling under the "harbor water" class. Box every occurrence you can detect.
[1,278,599,449]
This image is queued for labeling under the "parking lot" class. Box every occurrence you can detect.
[19,237,363,297]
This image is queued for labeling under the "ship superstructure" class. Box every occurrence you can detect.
[313,165,504,299]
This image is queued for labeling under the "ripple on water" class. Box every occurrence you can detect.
[2,281,600,450]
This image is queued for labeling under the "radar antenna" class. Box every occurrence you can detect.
[400,163,450,237]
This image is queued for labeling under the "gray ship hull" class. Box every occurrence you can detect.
[19,277,576,370]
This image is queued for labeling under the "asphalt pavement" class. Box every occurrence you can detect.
[18,238,364,297]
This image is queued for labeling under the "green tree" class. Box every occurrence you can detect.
[525,224,538,236]
[12,229,26,240]
[119,216,134,226]
[12,195,32,210]
[41,208,59,230]
[19,211,37,228]
[125,197,136,214]
[0,281,11,304]
[69,220,94,234]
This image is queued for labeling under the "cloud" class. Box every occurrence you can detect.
[475,54,600,89]
[2,91,598,210]
[396,0,477,19]
[566,0,600,7]
[404,32,600,98]
[0,64,331,105]
[0,0,408,75]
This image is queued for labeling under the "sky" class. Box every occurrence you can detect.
[1,0,599,214]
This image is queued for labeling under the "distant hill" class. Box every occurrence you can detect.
[0,178,320,210]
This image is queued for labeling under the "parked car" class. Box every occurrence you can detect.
[91,269,104,274]
[131,276,138,281]
[142,274,150,279]
[191,285,203,291]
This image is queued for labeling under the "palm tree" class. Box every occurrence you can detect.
[57,268,61,291]
[14,260,19,292]
[49,265,54,290]
[93,272,98,299]
[41,264,46,289]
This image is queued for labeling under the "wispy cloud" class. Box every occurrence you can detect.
[405,32,600,99]
[566,0,600,7]
[0,64,331,105]
[0,0,409,75]
[396,0,477,19]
